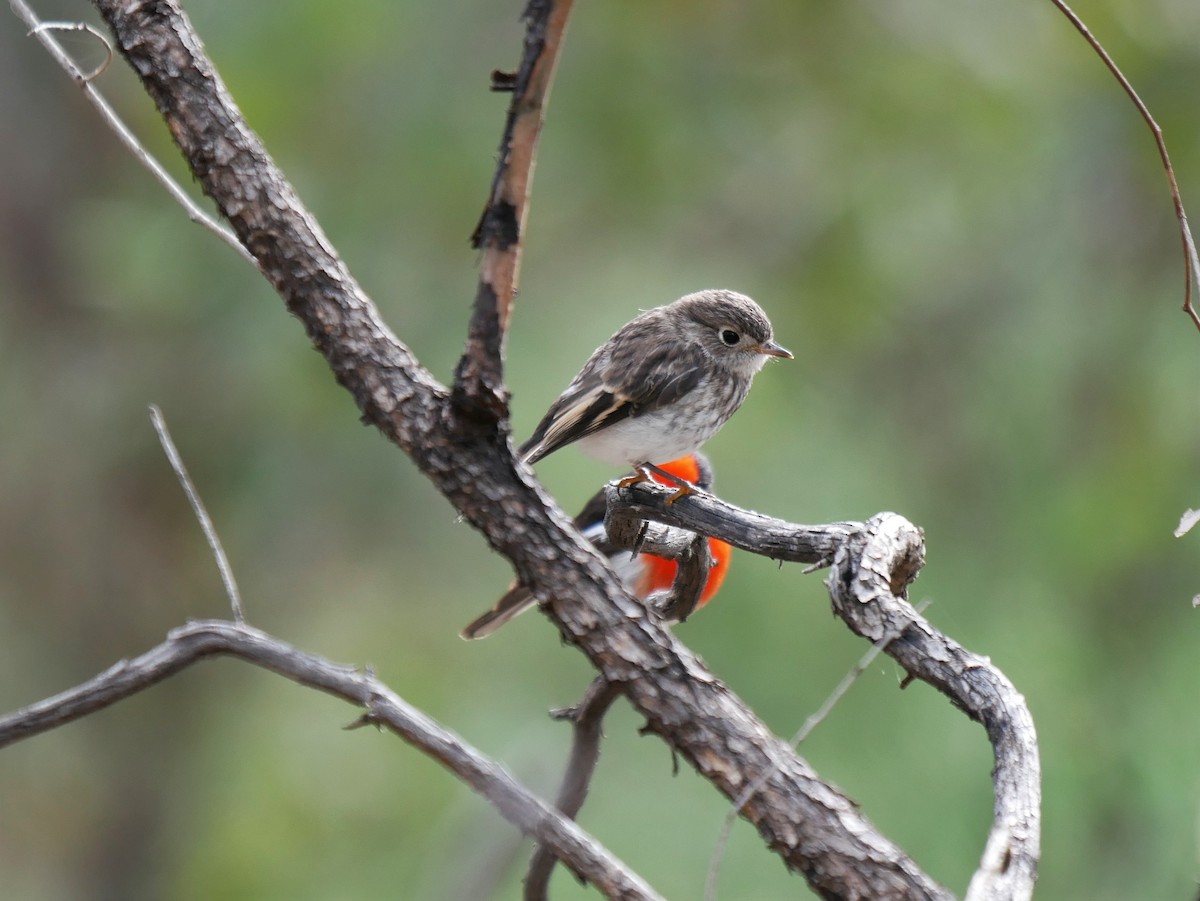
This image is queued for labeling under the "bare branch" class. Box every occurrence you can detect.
[615,482,1040,901]
[604,481,860,566]
[526,677,624,900]
[653,531,711,623]
[10,0,256,267]
[1049,0,1200,332]
[457,0,576,419]
[826,515,1039,901]
[0,620,664,901]
[149,405,245,623]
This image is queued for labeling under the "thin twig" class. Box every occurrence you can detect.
[0,620,664,901]
[28,21,111,81]
[9,0,257,268]
[526,677,624,900]
[149,405,245,623]
[793,597,934,746]
[704,600,932,901]
[1049,0,1200,332]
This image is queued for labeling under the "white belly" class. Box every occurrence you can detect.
[575,408,717,467]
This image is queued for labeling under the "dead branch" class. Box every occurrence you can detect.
[614,481,1041,901]
[11,0,255,265]
[603,506,714,623]
[460,0,575,414]
[0,619,663,901]
[527,677,624,900]
[1047,0,1200,333]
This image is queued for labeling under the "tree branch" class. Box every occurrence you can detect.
[526,677,625,900]
[0,620,664,901]
[614,482,1041,901]
[604,481,860,566]
[603,507,713,623]
[1048,0,1200,333]
[10,0,257,266]
[458,0,574,417]
[42,2,1028,896]
[830,516,1039,901]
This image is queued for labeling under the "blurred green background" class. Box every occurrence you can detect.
[2,1,1199,898]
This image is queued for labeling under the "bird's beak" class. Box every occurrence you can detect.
[755,340,793,359]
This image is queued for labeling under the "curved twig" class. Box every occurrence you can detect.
[27,19,112,81]
[603,503,713,623]
[0,620,664,901]
[10,0,256,266]
[1048,0,1200,332]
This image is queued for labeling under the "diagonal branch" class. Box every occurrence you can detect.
[149,404,245,623]
[0,620,664,901]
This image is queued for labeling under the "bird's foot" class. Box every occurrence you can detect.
[640,462,699,505]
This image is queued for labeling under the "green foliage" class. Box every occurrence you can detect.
[2,1,1199,898]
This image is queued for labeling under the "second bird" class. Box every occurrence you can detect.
[462,453,733,639]
[519,289,791,473]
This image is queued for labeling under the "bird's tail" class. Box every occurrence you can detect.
[460,584,536,640]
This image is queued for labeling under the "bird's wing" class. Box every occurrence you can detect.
[520,336,706,463]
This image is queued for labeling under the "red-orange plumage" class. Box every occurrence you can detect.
[632,457,732,608]
[461,452,732,639]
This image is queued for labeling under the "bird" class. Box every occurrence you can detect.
[518,289,791,494]
[461,453,733,639]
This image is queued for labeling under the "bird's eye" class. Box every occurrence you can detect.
[719,329,740,347]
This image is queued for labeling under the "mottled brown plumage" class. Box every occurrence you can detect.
[519,289,791,468]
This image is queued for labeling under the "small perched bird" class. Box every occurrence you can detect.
[461,454,733,639]
[519,289,791,487]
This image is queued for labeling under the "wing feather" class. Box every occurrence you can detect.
[520,313,707,463]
